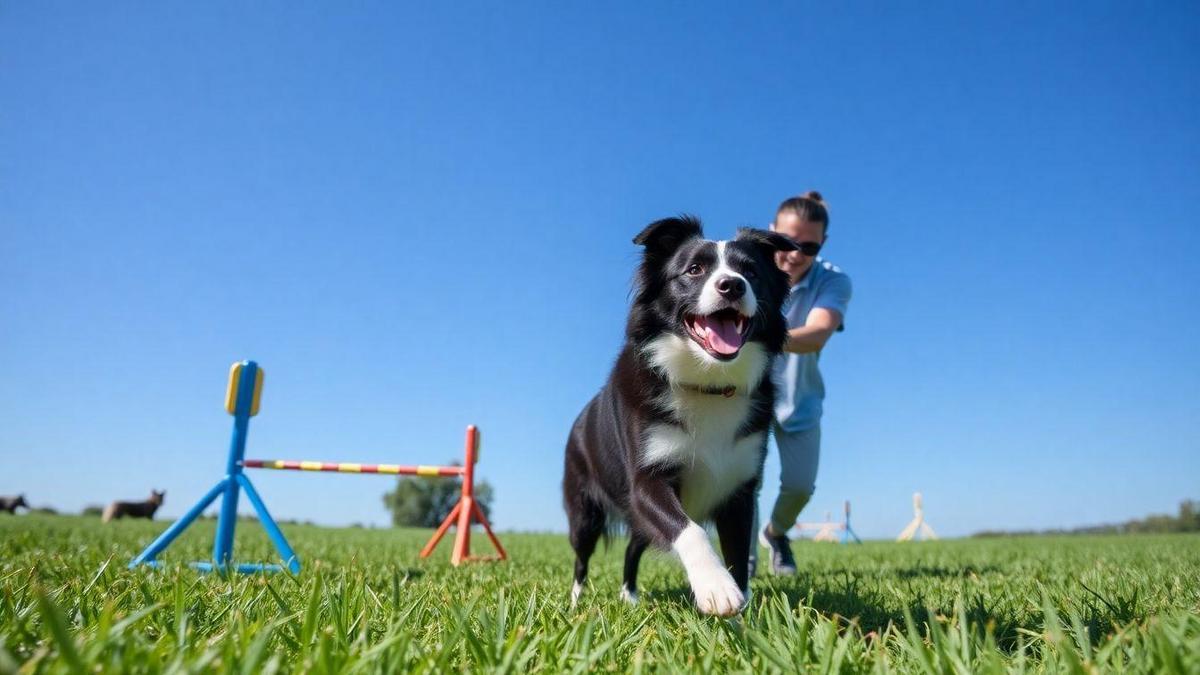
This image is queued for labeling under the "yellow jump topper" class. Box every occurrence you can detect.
[224,361,263,417]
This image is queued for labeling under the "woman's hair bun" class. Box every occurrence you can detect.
[776,190,830,228]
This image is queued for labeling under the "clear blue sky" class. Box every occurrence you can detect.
[2,3,1197,540]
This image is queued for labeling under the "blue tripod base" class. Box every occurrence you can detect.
[129,474,301,575]
[129,360,301,575]
[190,562,286,574]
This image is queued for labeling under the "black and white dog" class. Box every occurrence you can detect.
[563,216,797,615]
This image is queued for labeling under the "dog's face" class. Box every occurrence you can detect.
[629,216,797,362]
[150,490,165,504]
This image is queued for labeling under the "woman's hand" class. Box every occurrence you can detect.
[783,308,842,354]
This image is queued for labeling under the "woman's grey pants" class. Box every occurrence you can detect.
[750,424,821,560]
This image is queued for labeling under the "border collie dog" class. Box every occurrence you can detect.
[563,216,797,615]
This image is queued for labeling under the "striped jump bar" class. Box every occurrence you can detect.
[241,459,463,477]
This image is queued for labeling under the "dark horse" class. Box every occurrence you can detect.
[0,495,28,514]
[102,490,165,522]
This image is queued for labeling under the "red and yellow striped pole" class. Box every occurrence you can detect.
[241,424,507,566]
[241,460,463,477]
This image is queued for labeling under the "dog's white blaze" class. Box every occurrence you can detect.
[672,522,745,616]
[696,241,758,317]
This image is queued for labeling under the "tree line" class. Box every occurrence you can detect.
[974,499,1199,537]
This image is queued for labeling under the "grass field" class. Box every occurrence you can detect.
[1,514,1197,673]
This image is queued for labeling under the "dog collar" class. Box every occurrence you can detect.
[677,383,738,398]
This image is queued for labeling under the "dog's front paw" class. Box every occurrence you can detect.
[689,566,745,616]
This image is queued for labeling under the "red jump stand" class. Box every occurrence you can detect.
[418,425,507,565]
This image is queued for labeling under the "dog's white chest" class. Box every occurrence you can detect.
[641,393,765,521]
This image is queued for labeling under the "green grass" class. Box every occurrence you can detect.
[1,514,1197,673]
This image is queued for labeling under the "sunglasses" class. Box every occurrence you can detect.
[792,241,822,256]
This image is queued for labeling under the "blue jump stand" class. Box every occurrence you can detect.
[841,500,863,544]
[129,361,300,574]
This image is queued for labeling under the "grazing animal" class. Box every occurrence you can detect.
[563,217,798,616]
[102,490,165,522]
[0,495,28,514]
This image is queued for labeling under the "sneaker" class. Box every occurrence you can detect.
[758,525,797,575]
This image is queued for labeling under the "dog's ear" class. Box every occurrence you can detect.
[735,227,800,259]
[633,216,703,258]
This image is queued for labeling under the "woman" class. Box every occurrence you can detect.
[756,191,852,575]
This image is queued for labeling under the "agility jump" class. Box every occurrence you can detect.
[129,360,506,574]
[793,500,862,544]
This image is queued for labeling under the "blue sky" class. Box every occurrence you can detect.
[2,3,1197,540]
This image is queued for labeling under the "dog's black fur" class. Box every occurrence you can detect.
[563,216,797,615]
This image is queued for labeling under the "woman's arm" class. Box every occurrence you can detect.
[782,307,843,354]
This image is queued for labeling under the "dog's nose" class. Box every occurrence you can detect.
[715,276,745,299]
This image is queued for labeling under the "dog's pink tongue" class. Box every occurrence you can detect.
[700,315,743,355]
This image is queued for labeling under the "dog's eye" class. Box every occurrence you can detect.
[685,264,705,277]
[743,268,758,280]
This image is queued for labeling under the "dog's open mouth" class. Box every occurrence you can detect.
[685,308,749,360]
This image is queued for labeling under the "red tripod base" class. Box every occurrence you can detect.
[419,496,508,565]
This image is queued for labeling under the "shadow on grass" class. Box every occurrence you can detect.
[891,564,1002,579]
[751,572,1141,652]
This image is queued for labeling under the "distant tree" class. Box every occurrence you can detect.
[81,505,104,517]
[31,506,58,515]
[381,462,494,528]
[1124,499,1200,534]
[1178,500,1199,532]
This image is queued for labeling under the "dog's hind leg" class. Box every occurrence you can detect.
[621,533,649,604]
[567,495,606,607]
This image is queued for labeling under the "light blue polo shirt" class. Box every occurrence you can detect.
[772,258,852,432]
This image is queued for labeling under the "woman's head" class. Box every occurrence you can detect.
[771,191,829,284]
